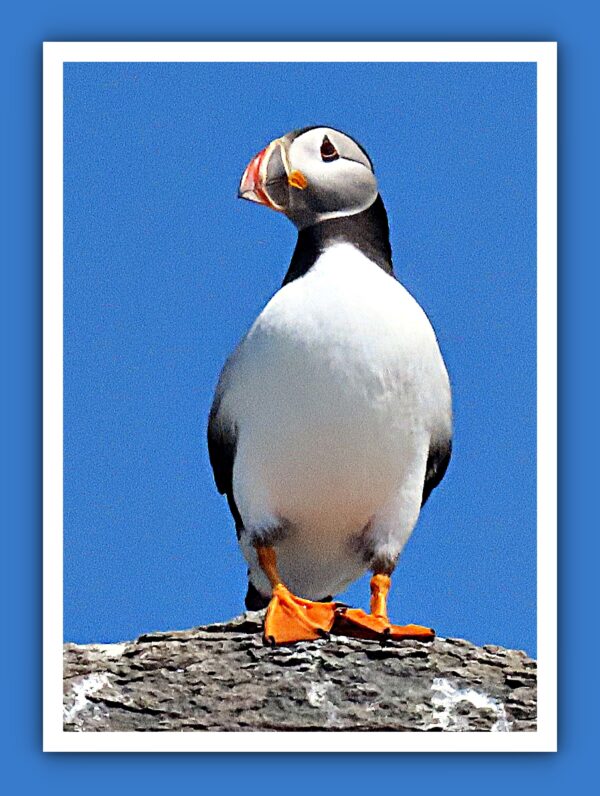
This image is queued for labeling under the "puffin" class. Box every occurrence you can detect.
[208,126,452,645]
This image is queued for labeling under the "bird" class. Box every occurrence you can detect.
[207,126,452,645]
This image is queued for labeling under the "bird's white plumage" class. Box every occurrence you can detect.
[216,243,451,599]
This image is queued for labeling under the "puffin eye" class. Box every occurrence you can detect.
[320,135,339,162]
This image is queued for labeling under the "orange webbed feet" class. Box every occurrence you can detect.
[331,572,435,642]
[332,607,435,641]
[263,584,337,645]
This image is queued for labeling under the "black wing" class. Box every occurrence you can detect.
[207,396,244,538]
[422,437,452,507]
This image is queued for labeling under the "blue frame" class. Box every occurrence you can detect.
[4,0,595,786]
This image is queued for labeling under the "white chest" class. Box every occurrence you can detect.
[222,244,450,533]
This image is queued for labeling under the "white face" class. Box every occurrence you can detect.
[285,127,379,228]
[239,126,379,230]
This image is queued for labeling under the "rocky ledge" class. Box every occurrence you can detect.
[63,611,537,732]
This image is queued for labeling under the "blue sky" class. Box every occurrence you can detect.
[63,61,536,655]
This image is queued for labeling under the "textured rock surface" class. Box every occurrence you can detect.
[63,612,537,732]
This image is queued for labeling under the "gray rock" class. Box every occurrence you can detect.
[63,612,537,732]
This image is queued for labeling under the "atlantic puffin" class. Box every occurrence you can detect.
[208,126,452,645]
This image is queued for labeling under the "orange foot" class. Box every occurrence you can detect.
[332,607,435,642]
[263,584,337,645]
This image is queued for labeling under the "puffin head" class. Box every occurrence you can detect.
[239,126,378,230]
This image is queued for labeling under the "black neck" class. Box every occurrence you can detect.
[282,194,394,286]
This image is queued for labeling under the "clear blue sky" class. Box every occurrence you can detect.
[63,61,536,655]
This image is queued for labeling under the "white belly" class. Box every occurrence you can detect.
[220,244,451,597]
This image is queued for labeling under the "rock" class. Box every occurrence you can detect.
[63,612,537,732]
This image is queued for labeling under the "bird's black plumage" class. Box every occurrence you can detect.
[207,402,242,537]
[283,194,393,286]
[422,438,452,507]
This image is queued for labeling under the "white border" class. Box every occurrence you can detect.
[43,41,557,753]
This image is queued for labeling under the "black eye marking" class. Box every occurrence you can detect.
[320,135,339,162]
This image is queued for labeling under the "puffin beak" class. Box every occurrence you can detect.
[239,138,308,212]
[239,140,282,210]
